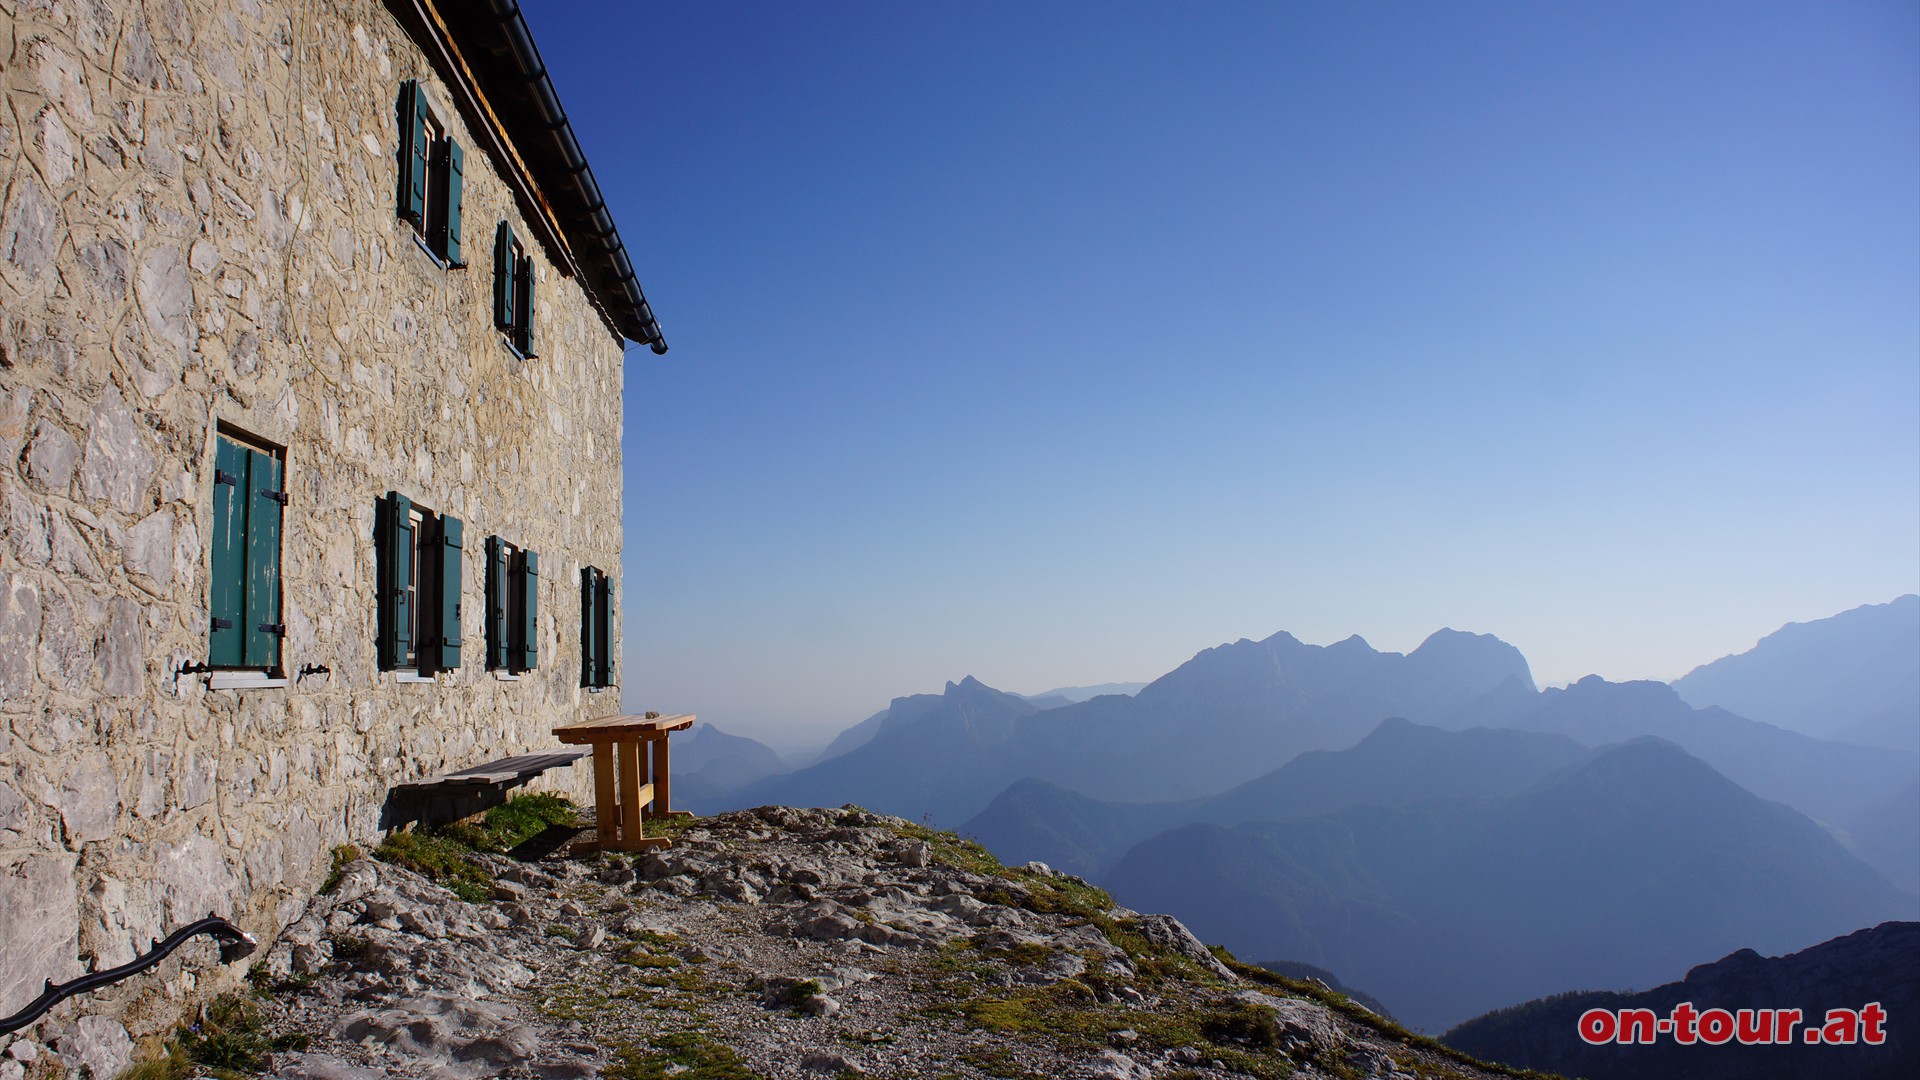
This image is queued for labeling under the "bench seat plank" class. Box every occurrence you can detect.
[392,750,586,791]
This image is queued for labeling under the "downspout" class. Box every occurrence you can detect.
[480,0,668,355]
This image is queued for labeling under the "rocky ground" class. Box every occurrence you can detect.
[147,806,1540,1079]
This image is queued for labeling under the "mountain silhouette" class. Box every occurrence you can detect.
[1672,595,1918,752]
[739,628,1534,825]
[1444,674,1920,891]
[962,718,1590,876]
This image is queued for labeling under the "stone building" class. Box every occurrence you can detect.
[0,0,664,1063]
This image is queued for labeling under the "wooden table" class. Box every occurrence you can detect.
[552,713,695,852]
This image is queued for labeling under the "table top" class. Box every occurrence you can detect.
[552,712,696,744]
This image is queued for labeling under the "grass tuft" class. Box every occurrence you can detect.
[608,1030,763,1079]
[373,830,493,902]
[124,993,310,1080]
[320,844,361,893]
[437,793,580,853]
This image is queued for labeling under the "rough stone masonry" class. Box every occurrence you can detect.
[0,0,638,1054]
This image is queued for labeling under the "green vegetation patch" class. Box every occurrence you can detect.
[944,981,1299,1080]
[1217,954,1565,1080]
[125,993,311,1080]
[644,812,702,841]
[438,793,580,853]
[609,1030,764,1080]
[321,843,362,893]
[621,947,683,970]
[326,932,366,961]
[887,821,1115,918]
[373,830,493,902]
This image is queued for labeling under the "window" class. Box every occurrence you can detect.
[208,430,286,673]
[378,492,463,676]
[397,80,465,266]
[581,566,612,689]
[486,536,539,674]
[493,221,536,357]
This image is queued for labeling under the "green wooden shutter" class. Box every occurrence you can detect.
[434,515,463,673]
[380,491,413,670]
[441,139,465,265]
[493,222,516,331]
[515,253,536,356]
[208,437,249,666]
[486,535,507,669]
[594,570,612,688]
[243,450,284,668]
[513,550,539,672]
[579,567,597,687]
[398,80,428,224]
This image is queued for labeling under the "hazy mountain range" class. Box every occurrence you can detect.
[678,598,1919,1035]
[734,628,1535,822]
[1104,735,1915,1031]
[962,719,1593,877]
[1673,595,1918,751]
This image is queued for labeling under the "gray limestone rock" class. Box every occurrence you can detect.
[0,572,42,699]
[96,597,144,696]
[80,387,156,514]
[154,832,234,927]
[53,1015,133,1080]
[0,782,27,835]
[0,854,80,1017]
[51,750,119,847]
[122,509,175,585]
[1,173,57,281]
[36,587,93,691]
[1129,912,1237,981]
[135,243,194,356]
[26,421,80,493]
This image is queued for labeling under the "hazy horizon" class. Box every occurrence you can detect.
[519,2,1920,753]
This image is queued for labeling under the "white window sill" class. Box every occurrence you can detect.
[407,229,455,270]
[208,672,289,690]
[394,670,436,684]
[491,670,521,682]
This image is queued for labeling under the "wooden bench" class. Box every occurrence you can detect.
[390,751,588,793]
[552,713,695,852]
[384,750,587,831]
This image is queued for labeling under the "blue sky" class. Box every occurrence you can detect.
[523,1,1920,752]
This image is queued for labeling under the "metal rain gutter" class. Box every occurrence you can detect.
[482,0,668,355]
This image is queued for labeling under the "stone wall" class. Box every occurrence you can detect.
[0,0,629,1051]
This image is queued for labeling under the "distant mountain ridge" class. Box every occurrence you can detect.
[1102,737,1918,1033]
[1444,921,1920,1079]
[1441,674,1920,891]
[1672,595,1919,751]
[732,628,1535,823]
[962,718,1592,877]
[1021,682,1147,703]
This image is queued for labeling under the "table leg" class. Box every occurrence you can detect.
[618,738,645,850]
[650,732,694,820]
[593,742,617,850]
